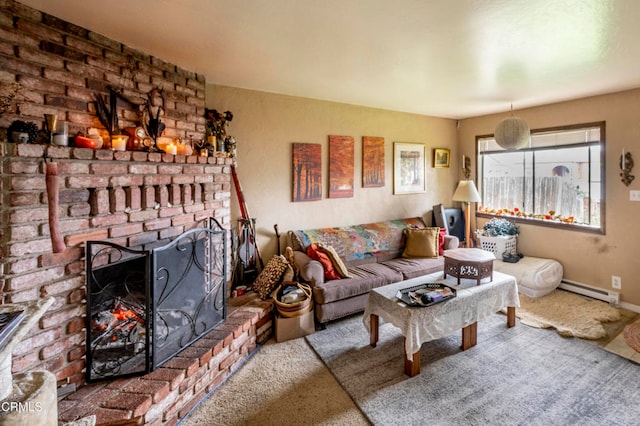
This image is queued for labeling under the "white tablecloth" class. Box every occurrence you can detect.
[363,271,520,359]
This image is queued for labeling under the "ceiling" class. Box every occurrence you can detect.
[16,0,640,119]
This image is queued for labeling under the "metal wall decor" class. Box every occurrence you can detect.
[620,149,635,186]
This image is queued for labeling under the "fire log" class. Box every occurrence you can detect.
[45,161,66,253]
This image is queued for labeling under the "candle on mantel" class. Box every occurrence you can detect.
[111,135,128,151]
[176,143,185,155]
[165,143,177,155]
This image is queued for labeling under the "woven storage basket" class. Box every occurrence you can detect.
[273,282,313,318]
[478,235,517,256]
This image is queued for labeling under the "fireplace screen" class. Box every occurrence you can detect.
[86,221,226,382]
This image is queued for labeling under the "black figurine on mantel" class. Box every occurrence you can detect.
[142,87,166,153]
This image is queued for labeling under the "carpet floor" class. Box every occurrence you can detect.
[179,337,369,426]
[180,300,638,426]
[306,313,640,426]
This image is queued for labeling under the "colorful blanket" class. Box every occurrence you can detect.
[291,218,426,263]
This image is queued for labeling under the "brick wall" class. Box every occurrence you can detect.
[0,0,234,390]
[0,0,206,144]
[1,142,232,388]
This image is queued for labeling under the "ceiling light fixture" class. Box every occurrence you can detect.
[494,105,530,150]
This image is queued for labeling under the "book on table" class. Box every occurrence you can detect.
[396,282,456,307]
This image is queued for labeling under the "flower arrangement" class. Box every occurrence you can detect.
[480,218,519,237]
[205,109,233,140]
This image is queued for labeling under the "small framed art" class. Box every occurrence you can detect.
[393,142,426,194]
[433,148,450,168]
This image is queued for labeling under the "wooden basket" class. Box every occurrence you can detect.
[273,282,313,318]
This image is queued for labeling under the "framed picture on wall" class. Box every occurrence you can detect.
[393,142,426,194]
[433,148,450,168]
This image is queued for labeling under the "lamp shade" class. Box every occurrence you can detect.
[495,116,530,150]
[452,180,481,203]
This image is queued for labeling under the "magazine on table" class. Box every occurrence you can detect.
[396,282,456,307]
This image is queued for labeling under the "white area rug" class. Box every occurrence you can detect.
[514,289,620,339]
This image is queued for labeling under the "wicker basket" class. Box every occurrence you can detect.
[478,235,517,256]
[273,282,313,318]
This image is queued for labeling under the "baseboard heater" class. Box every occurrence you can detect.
[558,279,620,306]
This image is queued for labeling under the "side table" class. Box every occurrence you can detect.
[444,248,496,285]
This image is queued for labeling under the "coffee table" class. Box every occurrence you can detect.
[363,271,519,376]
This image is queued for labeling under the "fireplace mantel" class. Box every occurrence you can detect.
[0,141,232,390]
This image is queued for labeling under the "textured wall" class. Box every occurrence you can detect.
[0,0,206,144]
[458,89,640,308]
[0,0,230,389]
[206,84,459,260]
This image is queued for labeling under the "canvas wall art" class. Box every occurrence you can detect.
[292,143,322,202]
[328,135,354,198]
[362,136,385,187]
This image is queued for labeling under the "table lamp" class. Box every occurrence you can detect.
[452,180,481,248]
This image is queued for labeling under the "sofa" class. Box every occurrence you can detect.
[286,218,459,326]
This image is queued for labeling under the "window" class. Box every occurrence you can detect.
[477,122,605,234]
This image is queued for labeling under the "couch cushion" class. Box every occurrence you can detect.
[306,243,341,280]
[290,217,426,263]
[317,242,352,278]
[402,227,439,258]
[312,263,403,304]
[381,256,445,280]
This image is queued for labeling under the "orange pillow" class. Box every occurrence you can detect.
[306,243,341,280]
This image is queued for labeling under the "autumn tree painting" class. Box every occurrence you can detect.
[292,143,322,202]
[362,136,385,187]
[329,135,354,198]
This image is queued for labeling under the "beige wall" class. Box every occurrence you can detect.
[206,85,459,259]
[208,84,640,308]
[458,89,640,308]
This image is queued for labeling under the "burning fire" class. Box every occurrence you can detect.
[112,308,142,322]
[92,300,145,334]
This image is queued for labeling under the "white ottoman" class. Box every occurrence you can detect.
[493,256,563,298]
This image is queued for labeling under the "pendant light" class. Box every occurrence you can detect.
[494,105,530,150]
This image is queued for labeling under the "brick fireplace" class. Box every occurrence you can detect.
[1,2,274,424]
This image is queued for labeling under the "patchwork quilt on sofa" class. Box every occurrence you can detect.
[289,218,426,264]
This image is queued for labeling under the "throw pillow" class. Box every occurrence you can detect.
[438,227,447,255]
[317,242,352,278]
[284,246,299,281]
[402,227,439,258]
[253,255,289,299]
[306,243,341,280]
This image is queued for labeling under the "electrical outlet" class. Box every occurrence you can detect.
[630,190,640,202]
[612,275,622,290]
